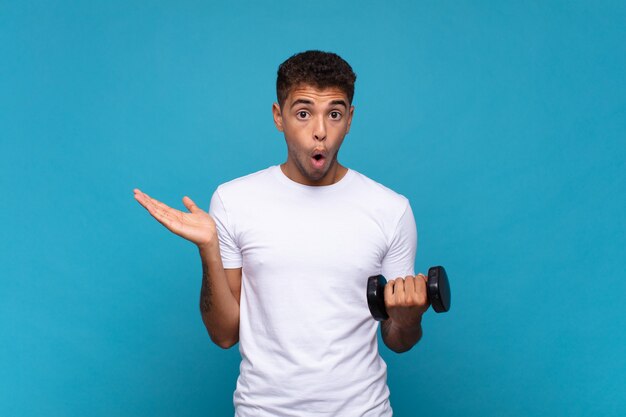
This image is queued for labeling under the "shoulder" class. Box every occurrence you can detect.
[215,166,276,197]
[349,168,410,210]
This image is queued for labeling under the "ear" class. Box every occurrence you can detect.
[272,103,284,132]
[346,105,355,134]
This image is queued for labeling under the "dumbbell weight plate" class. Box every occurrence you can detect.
[427,266,451,313]
[367,274,389,321]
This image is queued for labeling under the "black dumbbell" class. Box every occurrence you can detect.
[367,266,451,321]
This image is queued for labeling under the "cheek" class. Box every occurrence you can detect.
[284,134,307,155]
[283,121,308,139]
[330,121,349,136]
[329,131,346,147]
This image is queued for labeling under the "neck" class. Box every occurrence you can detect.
[280,160,348,186]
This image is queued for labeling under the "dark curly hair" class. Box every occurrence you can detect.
[276,50,357,108]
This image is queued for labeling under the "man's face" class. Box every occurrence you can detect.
[273,84,354,186]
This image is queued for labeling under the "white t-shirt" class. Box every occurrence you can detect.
[209,165,417,417]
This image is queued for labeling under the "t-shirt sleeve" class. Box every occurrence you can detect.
[381,200,417,279]
[208,188,243,269]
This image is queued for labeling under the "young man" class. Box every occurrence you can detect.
[134,51,429,417]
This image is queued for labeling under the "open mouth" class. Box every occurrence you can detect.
[311,151,326,168]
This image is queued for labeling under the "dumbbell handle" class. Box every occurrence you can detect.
[367,266,451,321]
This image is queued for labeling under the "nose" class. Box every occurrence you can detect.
[313,115,327,141]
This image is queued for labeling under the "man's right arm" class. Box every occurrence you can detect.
[133,188,242,350]
[198,242,242,349]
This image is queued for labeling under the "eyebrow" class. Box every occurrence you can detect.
[330,99,348,108]
[290,99,313,109]
[290,99,348,109]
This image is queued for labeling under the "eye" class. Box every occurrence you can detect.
[329,111,342,120]
[296,111,310,120]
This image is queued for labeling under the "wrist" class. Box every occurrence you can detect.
[388,315,423,333]
[197,239,220,256]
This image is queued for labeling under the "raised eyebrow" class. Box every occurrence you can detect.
[290,99,313,109]
[290,98,348,109]
[329,99,348,108]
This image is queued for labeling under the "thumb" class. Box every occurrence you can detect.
[182,196,200,213]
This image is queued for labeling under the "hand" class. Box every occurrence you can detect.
[133,188,217,249]
[384,274,430,329]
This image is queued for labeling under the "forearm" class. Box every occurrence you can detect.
[198,242,240,348]
[381,317,423,353]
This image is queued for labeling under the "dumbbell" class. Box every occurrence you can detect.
[367,266,451,321]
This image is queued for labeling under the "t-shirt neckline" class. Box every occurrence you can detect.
[271,164,355,193]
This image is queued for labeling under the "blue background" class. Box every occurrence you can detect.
[1,1,625,416]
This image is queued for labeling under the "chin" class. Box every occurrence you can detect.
[303,169,325,182]
[292,153,334,183]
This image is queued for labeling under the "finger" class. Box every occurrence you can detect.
[393,277,405,300]
[416,273,430,307]
[384,278,396,302]
[135,191,161,214]
[133,188,145,202]
[134,190,154,211]
[182,196,200,213]
[144,193,178,218]
[136,192,184,229]
[404,275,416,295]
[134,189,153,206]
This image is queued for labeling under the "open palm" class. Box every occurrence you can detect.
[133,188,216,248]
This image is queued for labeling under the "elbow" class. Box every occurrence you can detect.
[206,324,239,349]
[386,342,416,354]
[200,313,239,349]
[212,335,238,349]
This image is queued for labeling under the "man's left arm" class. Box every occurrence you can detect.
[379,200,427,353]
[381,273,429,353]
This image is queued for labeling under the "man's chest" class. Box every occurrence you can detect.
[235,203,389,284]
